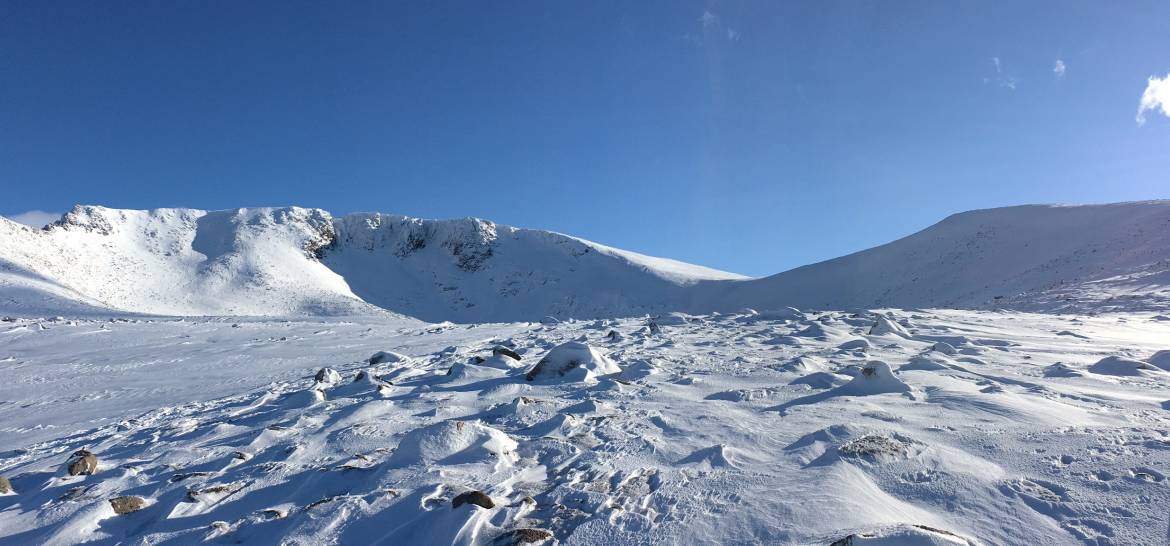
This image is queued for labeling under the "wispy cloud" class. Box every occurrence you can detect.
[1053,59,1066,79]
[986,57,1017,90]
[5,210,61,228]
[1137,74,1170,126]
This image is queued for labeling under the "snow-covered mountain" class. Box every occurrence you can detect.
[2,201,1169,320]
[708,201,1170,314]
[0,205,744,321]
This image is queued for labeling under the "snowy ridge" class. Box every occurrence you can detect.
[3,200,1170,321]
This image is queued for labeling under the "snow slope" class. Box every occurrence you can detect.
[3,200,1170,321]
[1,309,1167,545]
[0,206,745,321]
[708,201,1170,314]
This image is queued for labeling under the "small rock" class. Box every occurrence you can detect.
[67,450,98,476]
[497,528,553,545]
[109,495,146,514]
[452,490,495,509]
[0,476,12,494]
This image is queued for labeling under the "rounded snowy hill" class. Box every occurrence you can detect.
[707,200,1170,314]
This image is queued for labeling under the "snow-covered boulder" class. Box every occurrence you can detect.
[829,524,976,545]
[368,351,408,365]
[1088,356,1165,376]
[525,342,620,383]
[314,367,342,384]
[836,361,911,395]
[388,420,517,467]
[868,316,910,337]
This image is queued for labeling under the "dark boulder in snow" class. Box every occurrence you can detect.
[452,490,495,509]
[525,341,620,383]
[109,495,146,514]
[66,450,98,476]
[492,346,522,361]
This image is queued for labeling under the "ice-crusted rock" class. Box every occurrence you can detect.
[525,341,620,383]
[66,449,98,476]
[388,420,517,467]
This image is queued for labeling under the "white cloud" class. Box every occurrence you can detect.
[987,57,1017,90]
[992,57,1002,73]
[5,210,61,228]
[1054,59,1066,78]
[699,10,719,28]
[1137,74,1170,126]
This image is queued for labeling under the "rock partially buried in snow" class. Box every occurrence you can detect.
[314,367,341,384]
[451,490,494,509]
[525,341,620,383]
[66,449,98,476]
[109,495,147,514]
[869,315,910,337]
[495,528,554,545]
[837,361,912,396]
[492,346,522,361]
[829,523,976,545]
[931,341,958,355]
[0,476,12,494]
[368,351,407,365]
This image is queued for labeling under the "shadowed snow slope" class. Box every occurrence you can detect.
[4,201,1170,320]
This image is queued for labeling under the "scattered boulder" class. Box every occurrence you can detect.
[525,342,620,383]
[66,450,98,476]
[452,490,494,509]
[647,321,662,335]
[605,329,624,342]
[838,434,916,461]
[109,495,146,514]
[492,346,522,361]
[314,367,341,384]
[0,476,12,494]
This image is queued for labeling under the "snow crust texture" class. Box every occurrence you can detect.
[1,309,1168,545]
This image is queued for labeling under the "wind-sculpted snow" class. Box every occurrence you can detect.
[1,309,1168,544]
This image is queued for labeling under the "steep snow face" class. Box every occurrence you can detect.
[0,206,371,316]
[323,213,744,322]
[710,201,1170,313]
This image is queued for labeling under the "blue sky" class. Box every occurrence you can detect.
[3,1,1169,277]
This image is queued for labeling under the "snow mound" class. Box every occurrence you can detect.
[524,341,620,383]
[830,524,977,545]
[388,420,517,467]
[1147,350,1170,371]
[838,361,912,396]
[1088,356,1165,377]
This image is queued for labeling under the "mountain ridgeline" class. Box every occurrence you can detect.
[2,201,1168,321]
